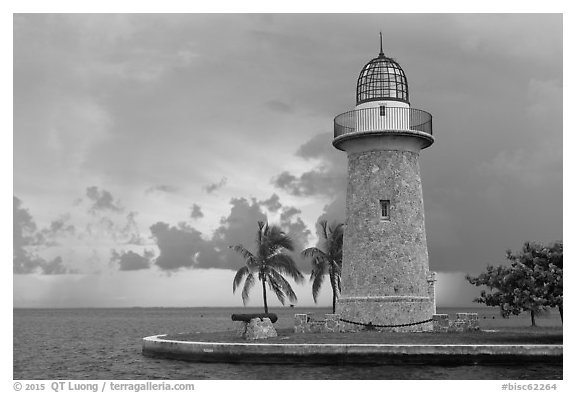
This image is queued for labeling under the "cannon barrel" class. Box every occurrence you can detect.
[231,313,278,323]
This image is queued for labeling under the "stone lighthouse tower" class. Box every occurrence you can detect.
[333,37,436,332]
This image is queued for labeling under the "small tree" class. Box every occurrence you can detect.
[231,221,304,313]
[301,220,344,313]
[466,241,563,327]
[545,242,563,321]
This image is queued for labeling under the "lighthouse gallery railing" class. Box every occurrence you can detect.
[334,107,433,138]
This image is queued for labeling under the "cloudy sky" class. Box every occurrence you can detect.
[13,13,562,308]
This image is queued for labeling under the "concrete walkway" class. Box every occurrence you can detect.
[142,334,562,365]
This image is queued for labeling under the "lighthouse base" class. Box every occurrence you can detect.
[337,296,435,332]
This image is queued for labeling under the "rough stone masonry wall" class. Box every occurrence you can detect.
[432,313,480,332]
[294,313,479,334]
[234,318,278,340]
[339,150,433,329]
[294,314,341,334]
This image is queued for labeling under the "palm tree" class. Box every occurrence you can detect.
[301,220,344,313]
[231,221,304,314]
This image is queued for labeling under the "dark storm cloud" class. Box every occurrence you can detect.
[150,222,206,270]
[13,196,69,275]
[42,256,68,275]
[204,197,270,270]
[190,203,204,220]
[207,197,310,271]
[149,196,311,272]
[111,249,154,271]
[145,185,179,195]
[86,186,123,213]
[204,177,227,194]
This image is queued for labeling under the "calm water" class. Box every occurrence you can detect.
[13,307,562,380]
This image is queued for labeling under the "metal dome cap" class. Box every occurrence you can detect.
[356,35,409,105]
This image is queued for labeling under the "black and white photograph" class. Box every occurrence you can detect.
[11,9,564,386]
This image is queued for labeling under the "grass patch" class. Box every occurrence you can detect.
[163,327,562,345]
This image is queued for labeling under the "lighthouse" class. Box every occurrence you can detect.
[333,36,436,332]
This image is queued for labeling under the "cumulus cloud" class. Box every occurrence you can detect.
[278,206,312,264]
[111,249,155,271]
[271,132,346,197]
[41,256,68,275]
[150,222,208,271]
[122,211,148,245]
[296,131,340,162]
[280,206,300,222]
[145,185,179,195]
[190,204,204,220]
[270,132,347,245]
[13,196,69,275]
[204,177,227,194]
[39,215,75,246]
[259,193,282,212]
[273,170,345,197]
[149,195,311,272]
[86,186,123,213]
[206,198,269,269]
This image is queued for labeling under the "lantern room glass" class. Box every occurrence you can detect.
[356,55,409,105]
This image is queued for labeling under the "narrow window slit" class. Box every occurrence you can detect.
[380,200,390,220]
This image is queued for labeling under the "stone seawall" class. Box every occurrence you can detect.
[142,335,562,365]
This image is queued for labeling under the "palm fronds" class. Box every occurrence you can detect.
[301,220,344,312]
[231,221,304,312]
[233,265,250,292]
[267,253,304,283]
[268,268,298,304]
[241,273,255,305]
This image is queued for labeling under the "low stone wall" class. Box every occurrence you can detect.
[294,312,480,334]
[234,317,277,340]
[432,313,480,333]
[294,314,341,334]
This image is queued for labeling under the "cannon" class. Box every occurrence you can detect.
[231,313,278,323]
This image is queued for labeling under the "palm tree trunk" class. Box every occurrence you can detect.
[262,277,268,314]
[530,310,536,327]
[332,289,336,313]
[559,306,563,323]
